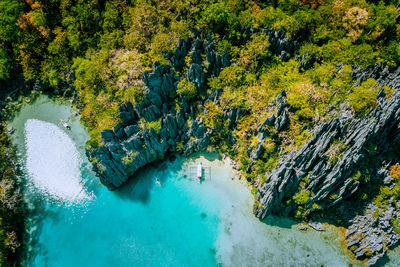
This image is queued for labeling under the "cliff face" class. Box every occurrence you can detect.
[254,64,400,265]
[90,65,210,190]
[89,34,235,190]
[89,27,297,190]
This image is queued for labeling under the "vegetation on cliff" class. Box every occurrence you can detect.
[2,0,400,263]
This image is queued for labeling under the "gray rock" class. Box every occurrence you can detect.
[187,63,205,88]
[298,225,308,231]
[163,114,178,139]
[255,68,400,220]
[346,203,400,266]
[297,54,318,73]
[308,221,325,231]
[113,123,126,140]
[119,102,137,125]
[384,176,394,185]
[197,132,210,151]
[274,109,289,131]
[260,113,276,129]
[101,130,115,144]
[142,105,161,122]
[124,125,140,137]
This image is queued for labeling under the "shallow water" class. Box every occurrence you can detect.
[8,95,365,266]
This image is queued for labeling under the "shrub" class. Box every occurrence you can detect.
[392,218,400,234]
[201,3,230,34]
[351,170,362,182]
[389,165,400,180]
[139,118,162,133]
[177,78,197,98]
[200,101,224,130]
[343,7,369,42]
[176,141,185,153]
[122,150,139,165]
[347,78,378,116]
[326,140,349,165]
[293,190,311,205]
[239,32,271,69]
[262,137,276,156]
[372,208,381,219]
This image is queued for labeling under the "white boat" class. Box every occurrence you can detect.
[197,162,202,179]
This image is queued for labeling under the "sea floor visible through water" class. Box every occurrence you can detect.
[9,94,400,266]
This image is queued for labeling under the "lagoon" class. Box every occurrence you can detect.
[9,95,359,266]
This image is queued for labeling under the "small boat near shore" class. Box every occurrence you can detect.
[197,162,202,180]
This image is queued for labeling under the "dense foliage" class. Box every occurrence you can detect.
[0,124,24,265]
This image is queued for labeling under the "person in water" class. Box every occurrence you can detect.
[155,178,161,187]
[60,119,71,130]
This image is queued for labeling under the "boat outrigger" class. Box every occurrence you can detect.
[186,162,210,181]
[197,162,202,181]
[60,119,71,130]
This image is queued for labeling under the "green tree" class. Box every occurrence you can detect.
[347,78,378,116]
[0,0,23,79]
[177,78,197,98]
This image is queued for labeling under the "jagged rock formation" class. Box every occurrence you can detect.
[90,36,229,190]
[297,54,319,73]
[88,27,400,264]
[253,64,400,264]
[90,64,211,190]
[254,65,400,218]
[346,200,400,266]
[90,28,297,190]
[239,27,298,60]
[345,166,400,266]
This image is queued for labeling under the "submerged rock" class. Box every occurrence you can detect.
[298,225,308,231]
[308,221,325,231]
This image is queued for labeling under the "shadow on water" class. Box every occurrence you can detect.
[260,215,298,229]
[114,152,222,203]
[22,193,63,265]
[115,154,183,203]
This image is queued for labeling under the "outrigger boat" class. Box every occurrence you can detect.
[60,119,71,130]
[197,162,202,181]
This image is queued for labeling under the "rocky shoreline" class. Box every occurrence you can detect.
[88,30,400,265]
[254,63,400,265]
[89,27,297,190]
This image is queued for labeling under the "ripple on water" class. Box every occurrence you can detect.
[24,119,91,203]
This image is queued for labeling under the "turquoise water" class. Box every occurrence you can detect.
[9,95,368,266]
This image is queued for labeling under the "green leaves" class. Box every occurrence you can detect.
[0,0,23,80]
[0,0,23,42]
[177,78,197,99]
[347,78,378,116]
[239,32,271,70]
[201,3,230,33]
[0,48,11,80]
